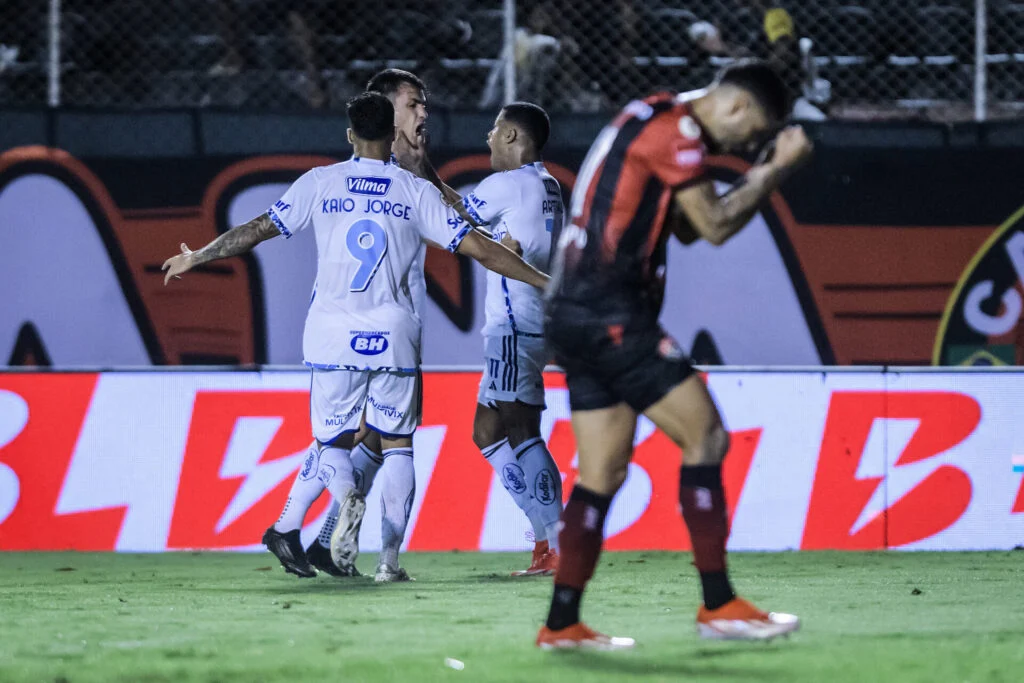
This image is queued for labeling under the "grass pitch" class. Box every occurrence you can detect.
[0,551,1021,682]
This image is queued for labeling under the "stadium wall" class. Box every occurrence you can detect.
[1,368,1022,552]
[2,114,1024,368]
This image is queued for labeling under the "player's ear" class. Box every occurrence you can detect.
[732,91,752,118]
[505,126,518,144]
[347,128,355,144]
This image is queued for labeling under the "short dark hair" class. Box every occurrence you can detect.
[366,68,427,98]
[347,92,395,141]
[714,60,790,121]
[501,102,551,150]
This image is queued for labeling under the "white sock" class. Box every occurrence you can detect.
[481,438,546,542]
[378,447,415,569]
[316,443,378,547]
[351,441,385,496]
[317,444,355,503]
[316,500,340,548]
[274,441,327,533]
[513,437,563,553]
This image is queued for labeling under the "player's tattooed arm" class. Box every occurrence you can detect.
[161,213,279,285]
[674,125,812,246]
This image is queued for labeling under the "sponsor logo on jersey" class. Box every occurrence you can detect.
[346,176,392,197]
[367,395,405,420]
[273,200,291,212]
[351,332,389,355]
[325,402,363,428]
[501,463,528,495]
[934,205,1024,366]
[447,208,466,231]
[534,470,556,505]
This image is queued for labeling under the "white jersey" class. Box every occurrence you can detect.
[267,156,471,371]
[462,162,562,336]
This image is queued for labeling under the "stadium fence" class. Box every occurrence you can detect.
[1,1,1022,120]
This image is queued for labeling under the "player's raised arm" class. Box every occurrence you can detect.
[162,168,317,285]
[674,125,812,246]
[456,229,550,291]
[161,213,279,285]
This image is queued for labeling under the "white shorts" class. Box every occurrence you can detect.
[477,332,548,409]
[311,368,420,443]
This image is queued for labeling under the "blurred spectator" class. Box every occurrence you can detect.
[752,1,830,119]
[688,2,829,119]
[208,0,334,108]
[0,0,38,75]
[208,0,470,109]
[482,1,611,112]
[480,2,579,108]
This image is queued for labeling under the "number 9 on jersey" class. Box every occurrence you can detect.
[346,219,388,292]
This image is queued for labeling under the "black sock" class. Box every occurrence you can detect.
[700,570,735,610]
[546,584,583,631]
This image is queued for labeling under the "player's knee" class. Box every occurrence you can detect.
[693,423,729,466]
[505,422,540,449]
[472,415,504,450]
[607,461,629,492]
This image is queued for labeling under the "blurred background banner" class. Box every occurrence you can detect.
[2,138,1022,368]
[3,0,1024,120]
[2,369,1022,552]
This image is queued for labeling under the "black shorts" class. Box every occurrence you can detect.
[546,312,695,413]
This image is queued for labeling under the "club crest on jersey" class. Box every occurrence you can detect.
[346,176,392,197]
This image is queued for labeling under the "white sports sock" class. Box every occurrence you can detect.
[317,444,355,503]
[378,447,415,569]
[513,437,564,553]
[274,441,327,533]
[316,500,341,548]
[351,441,385,496]
[481,438,546,542]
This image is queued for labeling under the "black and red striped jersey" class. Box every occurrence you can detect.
[548,93,708,321]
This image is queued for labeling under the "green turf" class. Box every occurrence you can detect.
[0,551,1022,682]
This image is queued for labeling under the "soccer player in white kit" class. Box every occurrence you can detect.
[303,69,439,577]
[464,103,566,576]
[161,93,550,582]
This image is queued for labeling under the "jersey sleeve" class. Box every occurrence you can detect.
[638,112,708,189]
[417,183,473,253]
[460,173,517,227]
[266,169,318,239]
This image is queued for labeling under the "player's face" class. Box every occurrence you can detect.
[486,113,510,170]
[719,98,774,155]
[393,83,428,142]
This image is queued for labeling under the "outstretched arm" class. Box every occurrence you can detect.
[162,213,279,284]
[456,229,549,290]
